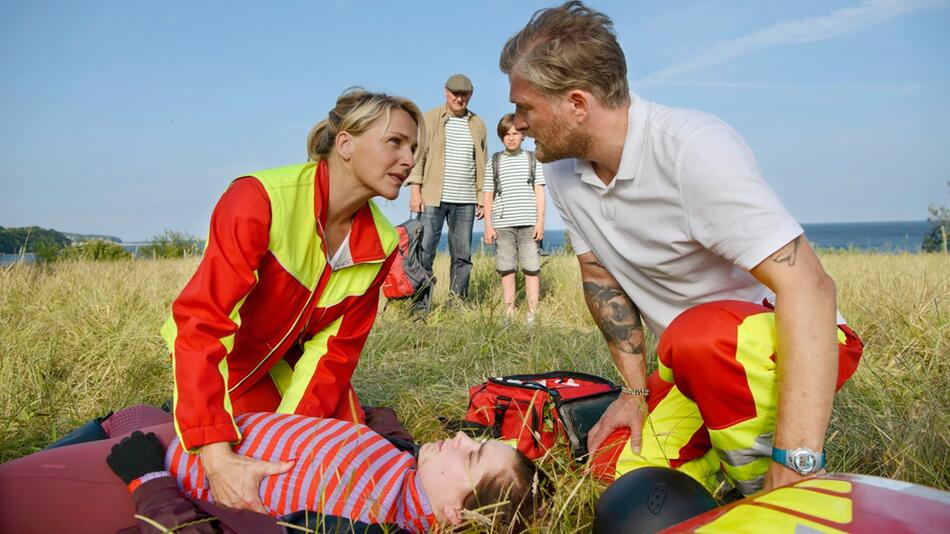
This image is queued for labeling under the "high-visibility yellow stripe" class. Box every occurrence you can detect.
[269,359,294,396]
[317,263,384,307]
[615,384,720,492]
[367,200,399,255]
[705,312,777,490]
[696,504,847,534]
[164,274,256,450]
[796,479,852,494]
[256,163,323,290]
[276,316,345,414]
[734,312,778,413]
[215,279,254,445]
[160,315,177,354]
[314,201,397,307]
[657,357,674,383]
[755,488,853,525]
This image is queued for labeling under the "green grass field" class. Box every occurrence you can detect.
[1,251,947,531]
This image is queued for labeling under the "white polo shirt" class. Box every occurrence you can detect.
[546,93,809,336]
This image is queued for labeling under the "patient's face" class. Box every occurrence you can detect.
[417,432,517,493]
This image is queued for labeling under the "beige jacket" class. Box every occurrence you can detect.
[406,104,488,207]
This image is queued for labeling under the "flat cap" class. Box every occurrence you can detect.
[445,73,473,92]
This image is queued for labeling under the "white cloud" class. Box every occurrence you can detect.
[649,80,926,91]
[638,0,946,86]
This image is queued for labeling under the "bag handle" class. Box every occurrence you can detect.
[492,397,511,438]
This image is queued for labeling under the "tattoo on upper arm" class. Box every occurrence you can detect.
[581,257,605,270]
[582,281,645,355]
[770,235,802,267]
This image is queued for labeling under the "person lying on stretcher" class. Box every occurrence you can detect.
[0,405,549,533]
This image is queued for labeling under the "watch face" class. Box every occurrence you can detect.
[791,450,817,473]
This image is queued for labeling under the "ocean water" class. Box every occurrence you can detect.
[456,220,933,254]
[0,220,936,265]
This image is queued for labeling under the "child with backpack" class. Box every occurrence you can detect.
[482,113,545,324]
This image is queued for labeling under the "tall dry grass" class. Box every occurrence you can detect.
[0,251,947,531]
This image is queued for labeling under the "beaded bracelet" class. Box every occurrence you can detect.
[621,386,650,397]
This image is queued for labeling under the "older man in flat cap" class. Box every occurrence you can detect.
[406,74,488,317]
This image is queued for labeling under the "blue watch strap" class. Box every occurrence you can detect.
[771,446,826,472]
[771,446,788,465]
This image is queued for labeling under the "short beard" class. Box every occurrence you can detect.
[533,121,593,163]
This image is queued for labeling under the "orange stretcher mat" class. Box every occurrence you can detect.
[665,473,950,533]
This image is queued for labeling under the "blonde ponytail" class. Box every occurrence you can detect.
[306,87,426,162]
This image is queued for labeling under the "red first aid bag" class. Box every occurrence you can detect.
[464,372,620,461]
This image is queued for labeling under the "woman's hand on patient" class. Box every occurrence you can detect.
[586,394,647,456]
[199,442,294,513]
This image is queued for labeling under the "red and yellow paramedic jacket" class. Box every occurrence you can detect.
[161,161,398,451]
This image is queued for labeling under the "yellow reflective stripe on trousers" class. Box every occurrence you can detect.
[276,315,345,414]
[708,312,778,493]
[615,384,720,492]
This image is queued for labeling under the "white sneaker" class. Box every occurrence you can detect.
[526,312,537,326]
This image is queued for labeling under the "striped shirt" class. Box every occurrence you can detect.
[440,113,478,204]
[165,413,434,532]
[484,151,546,228]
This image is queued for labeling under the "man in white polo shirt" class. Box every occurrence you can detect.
[501,1,863,496]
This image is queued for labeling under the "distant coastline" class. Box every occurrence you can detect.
[0,220,934,265]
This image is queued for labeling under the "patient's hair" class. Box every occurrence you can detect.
[462,448,550,532]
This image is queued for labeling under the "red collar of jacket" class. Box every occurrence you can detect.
[313,159,390,264]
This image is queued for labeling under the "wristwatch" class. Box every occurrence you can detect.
[771,446,826,475]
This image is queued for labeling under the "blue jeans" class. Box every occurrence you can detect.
[416,202,475,307]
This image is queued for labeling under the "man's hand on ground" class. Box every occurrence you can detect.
[199,442,294,513]
[587,394,647,455]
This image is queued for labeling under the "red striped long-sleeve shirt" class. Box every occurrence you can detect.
[165,413,434,532]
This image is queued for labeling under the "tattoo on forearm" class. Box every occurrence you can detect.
[583,281,645,354]
[771,235,802,267]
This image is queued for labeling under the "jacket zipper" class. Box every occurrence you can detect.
[228,218,336,394]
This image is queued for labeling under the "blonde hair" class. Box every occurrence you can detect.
[306,88,426,162]
[500,1,630,108]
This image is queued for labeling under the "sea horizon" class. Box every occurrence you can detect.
[0,219,937,265]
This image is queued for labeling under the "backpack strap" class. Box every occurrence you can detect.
[527,150,536,187]
[491,151,503,199]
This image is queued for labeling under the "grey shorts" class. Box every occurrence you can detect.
[495,226,541,275]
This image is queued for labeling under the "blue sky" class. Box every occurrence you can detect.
[2,0,948,241]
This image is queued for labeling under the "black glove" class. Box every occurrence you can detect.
[106,430,166,484]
